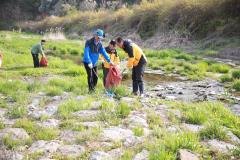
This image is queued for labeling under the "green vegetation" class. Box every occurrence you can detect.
[7,106,27,119]
[133,126,144,137]
[149,131,201,159]
[14,119,59,141]
[232,70,240,79]
[220,74,232,83]
[233,80,240,91]
[200,122,228,140]
[3,135,32,149]
[116,101,131,118]
[147,111,163,129]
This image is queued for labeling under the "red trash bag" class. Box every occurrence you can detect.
[40,56,48,67]
[105,65,122,89]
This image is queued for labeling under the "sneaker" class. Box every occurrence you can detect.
[140,94,144,98]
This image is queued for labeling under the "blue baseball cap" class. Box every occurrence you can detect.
[94,29,104,39]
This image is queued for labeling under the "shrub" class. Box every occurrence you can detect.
[200,122,228,140]
[220,74,232,83]
[7,106,27,119]
[46,86,63,96]
[70,49,80,55]
[232,70,240,79]
[116,101,131,118]
[183,109,207,125]
[34,127,59,140]
[233,80,240,91]
[58,99,91,118]
[175,54,193,61]
[208,63,230,73]
[147,111,163,129]
[133,126,144,137]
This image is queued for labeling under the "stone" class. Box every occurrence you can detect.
[133,149,149,160]
[206,139,237,153]
[121,97,135,104]
[89,151,112,160]
[60,130,81,143]
[178,149,199,160]
[123,136,144,147]
[107,148,122,159]
[76,95,87,101]
[227,131,240,144]
[182,123,204,133]
[81,121,102,128]
[37,119,60,128]
[72,110,99,119]
[101,127,134,142]
[91,101,102,109]
[28,140,62,153]
[0,128,30,142]
[0,148,24,160]
[127,114,148,128]
[57,145,85,157]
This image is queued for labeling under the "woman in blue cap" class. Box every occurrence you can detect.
[83,29,113,92]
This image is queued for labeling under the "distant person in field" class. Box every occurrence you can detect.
[31,40,46,68]
[100,40,120,87]
[83,29,113,93]
[116,37,147,97]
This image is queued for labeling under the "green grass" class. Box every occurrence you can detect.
[147,111,163,129]
[232,80,240,91]
[116,101,131,118]
[133,126,144,137]
[220,74,232,83]
[14,119,59,140]
[208,63,230,73]
[58,98,93,118]
[0,121,5,129]
[169,101,240,138]
[200,121,228,140]
[149,131,201,160]
[76,127,101,143]
[232,70,240,79]
[3,135,32,149]
[7,106,27,119]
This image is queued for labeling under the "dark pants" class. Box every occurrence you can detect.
[32,53,40,68]
[102,64,109,87]
[84,63,98,92]
[132,60,146,94]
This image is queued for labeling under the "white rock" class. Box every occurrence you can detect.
[28,140,62,153]
[127,115,148,128]
[37,119,60,128]
[133,149,149,160]
[72,110,99,119]
[207,139,237,153]
[0,128,30,142]
[89,151,112,160]
[227,131,240,144]
[57,145,85,157]
[178,149,199,160]
[182,123,204,133]
[101,127,134,142]
[60,130,81,144]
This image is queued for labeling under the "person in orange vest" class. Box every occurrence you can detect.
[100,40,120,87]
[116,37,147,97]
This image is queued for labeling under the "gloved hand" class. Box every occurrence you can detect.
[88,63,93,69]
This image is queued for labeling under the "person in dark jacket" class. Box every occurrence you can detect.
[31,40,46,68]
[83,29,113,92]
[116,37,147,97]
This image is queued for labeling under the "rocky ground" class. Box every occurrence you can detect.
[0,67,239,160]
